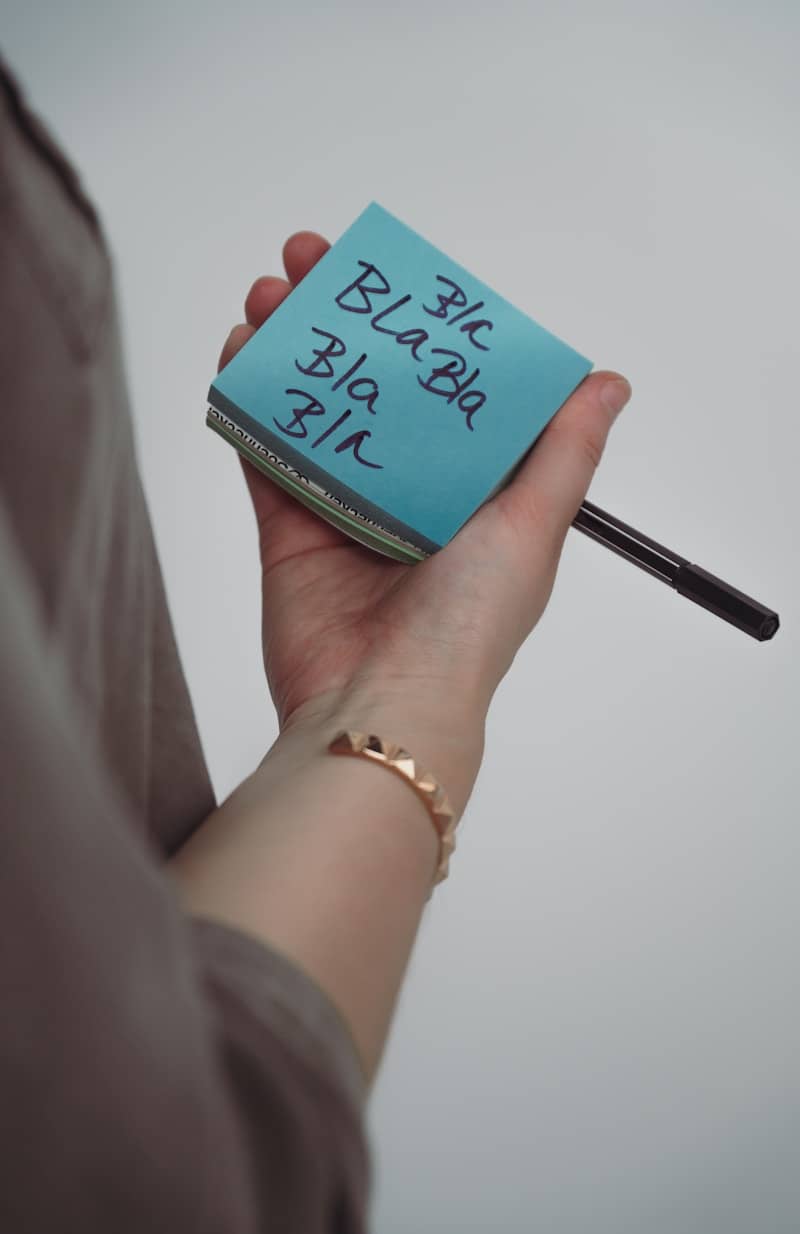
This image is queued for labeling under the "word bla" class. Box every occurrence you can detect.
[273,387,383,470]
[334,262,491,430]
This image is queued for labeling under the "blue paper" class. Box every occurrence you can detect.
[211,203,592,547]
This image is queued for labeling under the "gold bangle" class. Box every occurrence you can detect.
[328,731,457,887]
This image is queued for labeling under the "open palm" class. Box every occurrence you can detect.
[219,233,630,729]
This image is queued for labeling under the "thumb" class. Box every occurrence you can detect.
[496,370,631,553]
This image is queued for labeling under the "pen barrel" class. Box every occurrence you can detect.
[672,563,779,641]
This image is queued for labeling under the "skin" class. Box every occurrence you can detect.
[223,232,630,731]
[169,231,631,1081]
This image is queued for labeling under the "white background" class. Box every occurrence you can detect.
[4,3,798,1230]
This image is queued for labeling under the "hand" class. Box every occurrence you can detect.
[219,232,631,744]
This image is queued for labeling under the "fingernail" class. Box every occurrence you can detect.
[600,377,632,418]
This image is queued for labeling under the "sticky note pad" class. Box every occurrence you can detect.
[208,203,592,559]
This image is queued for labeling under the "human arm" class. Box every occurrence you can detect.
[170,680,484,1083]
[168,233,632,1083]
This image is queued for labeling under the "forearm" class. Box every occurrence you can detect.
[167,683,485,1082]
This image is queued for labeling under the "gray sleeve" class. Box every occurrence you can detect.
[0,507,370,1234]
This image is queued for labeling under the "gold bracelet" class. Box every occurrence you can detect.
[328,731,457,888]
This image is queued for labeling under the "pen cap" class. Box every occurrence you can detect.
[673,563,779,641]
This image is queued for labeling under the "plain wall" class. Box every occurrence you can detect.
[4,3,798,1230]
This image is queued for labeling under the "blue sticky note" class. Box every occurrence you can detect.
[210,203,591,549]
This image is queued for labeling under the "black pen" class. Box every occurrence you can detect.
[572,500,780,641]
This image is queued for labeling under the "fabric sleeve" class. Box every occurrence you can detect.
[0,506,370,1234]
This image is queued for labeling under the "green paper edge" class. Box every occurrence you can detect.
[207,414,427,565]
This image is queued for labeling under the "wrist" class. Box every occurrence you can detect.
[274,676,487,820]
